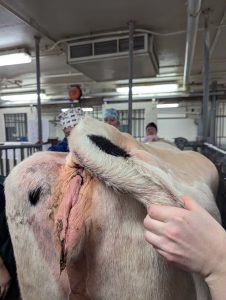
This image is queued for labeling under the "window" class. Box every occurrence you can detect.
[118,109,145,141]
[86,106,103,121]
[4,113,28,141]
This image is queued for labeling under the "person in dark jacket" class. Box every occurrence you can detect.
[48,107,84,152]
[0,180,20,300]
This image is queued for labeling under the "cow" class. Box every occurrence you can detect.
[5,116,220,300]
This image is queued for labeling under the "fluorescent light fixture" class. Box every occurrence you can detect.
[1,93,47,102]
[157,103,179,108]
[82,107,93,112]
[0,50,32,66]
[61,107,93,112]
[116,84,178,95]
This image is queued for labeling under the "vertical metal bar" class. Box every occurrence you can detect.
[35,36,43,147]
[5,150,9,176]
[0,150,3,176]
[210,8,226,57]
[183,0,202,88]
[202,12,210,141]
[216,102,220,147]
[128,21,134,134]
[210,82,217,145]
[4,115,7,142]
[21,148,24,161]
[221,103,225,149]
[220,104,223,147]
[13,148,16,166]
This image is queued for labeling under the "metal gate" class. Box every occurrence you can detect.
[118,109,145,140]
[216,101,226,149]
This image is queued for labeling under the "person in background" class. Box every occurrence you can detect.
[48,107,84,152]
[0,182,20,300]
[144,195,226,300]
[103,108,120,128]
[143,122,160,143]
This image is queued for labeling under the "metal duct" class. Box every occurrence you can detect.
[183,0,202,88]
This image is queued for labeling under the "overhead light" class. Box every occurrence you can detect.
[82,107,93,112]
[61,107,93,112]
[0,49,32,66]
[1,93,47,102]
[116,84,178,95]
[157,103,179,108]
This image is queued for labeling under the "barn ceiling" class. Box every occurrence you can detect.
[0,0,226,106]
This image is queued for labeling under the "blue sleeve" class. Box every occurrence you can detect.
[48,138,69,152]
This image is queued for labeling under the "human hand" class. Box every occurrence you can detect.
[144,196,226,279]
[0,260,11,299]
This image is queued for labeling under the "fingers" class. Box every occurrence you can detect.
[144,215,165,236]
[147,204,187,223]
[144,230,163,250]
[181,195,203,212]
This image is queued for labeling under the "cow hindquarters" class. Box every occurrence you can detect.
[84,185,197,300]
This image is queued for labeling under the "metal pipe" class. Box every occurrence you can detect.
[44,23,226,52]
[183,0,202,88]
[204,142,226,155]
[210,8,226,57]
[35,36,43,146]
[47,27,188,52]
[202,12,210,141]
[210,81,217,145]
[222,103,225,147]
[128,21,134,134]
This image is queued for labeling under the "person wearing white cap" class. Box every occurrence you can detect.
[48,107,84,152]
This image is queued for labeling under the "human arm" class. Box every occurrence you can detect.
[48,138,69,152]
[144,196,226,300]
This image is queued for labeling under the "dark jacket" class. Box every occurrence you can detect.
[48,137,69,152]
[0,183,20,300]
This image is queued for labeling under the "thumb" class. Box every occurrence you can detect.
[181,195,203,212]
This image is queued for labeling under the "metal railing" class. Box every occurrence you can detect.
[201,143,226,229]
[0,144,42,177]
[174,137,203,151]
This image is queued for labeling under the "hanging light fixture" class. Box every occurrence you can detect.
[1,92,47,102]
[0,49,32,66]
[116,84,178,95]
[157,103,179,108]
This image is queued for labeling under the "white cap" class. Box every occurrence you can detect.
[58,107,84,129]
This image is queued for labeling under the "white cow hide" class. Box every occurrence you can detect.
[5,117,220,300]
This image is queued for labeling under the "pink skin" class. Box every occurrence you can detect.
[0,258,11,300]
[104,117,119,128]
[56,175,83,243]
[146,126,157,136]
[63,127,73,138]
[30,207,70,295]
[144,196,226,300]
